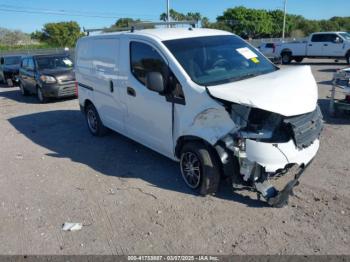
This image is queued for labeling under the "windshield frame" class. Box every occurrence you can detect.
[35,56,74,70]
[339,32,350,41]
[163,35,277,87]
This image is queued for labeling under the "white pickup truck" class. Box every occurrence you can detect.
[279,32,350,64]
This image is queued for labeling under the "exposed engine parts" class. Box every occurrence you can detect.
[215,103,324,207]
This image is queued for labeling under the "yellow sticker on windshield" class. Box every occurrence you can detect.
[251,57,260,63]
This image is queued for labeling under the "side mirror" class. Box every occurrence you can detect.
[334,37,342,44]
[146,71,165,94]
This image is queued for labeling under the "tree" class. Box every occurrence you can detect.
[32,21,82,47]
[0,28,32,46]
[216,6,273,38]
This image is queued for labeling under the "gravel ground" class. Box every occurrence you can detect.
[0,59,349,255]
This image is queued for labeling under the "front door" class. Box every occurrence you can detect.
[308,34,324,56]
[121,40,173,157]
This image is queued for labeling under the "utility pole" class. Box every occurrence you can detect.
[167,0,170,22]
[282,0,287,40]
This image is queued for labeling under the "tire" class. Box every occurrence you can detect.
[85,103,108,136]
[19,82,29,96]
[294,57,304,63]
[180,141,221,196]
[281,52,292,64]
[37,86,48,103]
[346,53,350,65]
[6,78,13,87]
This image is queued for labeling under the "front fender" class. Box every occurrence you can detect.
[178,108,236,145]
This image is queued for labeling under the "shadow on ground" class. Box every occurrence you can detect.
[8,109,267,208]
[0,88,76,104]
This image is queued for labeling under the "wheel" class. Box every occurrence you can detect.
[19,82,29,96]
[294,57,304,63]
[37,87,48,103]
[346,53,350,65]
[180,141,221,196]
[85,103,107,136]
[281,52,292,64]
[6,78,13,87]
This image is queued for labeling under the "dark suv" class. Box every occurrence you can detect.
[0,55,22,87]
[19,54,76,102]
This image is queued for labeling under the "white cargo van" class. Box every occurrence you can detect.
[75,25,323,207]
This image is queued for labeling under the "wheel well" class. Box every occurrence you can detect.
[281,49,292,55]
[175,135,226,178]
[84,99,94,112]
[346,50,350,57]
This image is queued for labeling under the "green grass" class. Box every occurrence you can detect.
[0,43,58,52]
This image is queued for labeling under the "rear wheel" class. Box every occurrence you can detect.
[19,82,29,96]
[294,57,304,63]
[180,142,221,196]
[85,103,107,136]
[281,52,292,64]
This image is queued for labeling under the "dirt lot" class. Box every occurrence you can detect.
[0,59,349,255]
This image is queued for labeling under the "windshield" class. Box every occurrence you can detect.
[163,35,277,86]
[36,56,73,70]
[4,56,21,65]
[339,33,350,40]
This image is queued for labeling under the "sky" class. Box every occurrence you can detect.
[0,0,349,33]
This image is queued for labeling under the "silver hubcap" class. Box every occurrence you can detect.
[87,109,98,133]
[180,152,201,189]
[20,84,24,94]
[282,54,289,63]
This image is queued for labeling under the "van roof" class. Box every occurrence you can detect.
[87,28,232,41]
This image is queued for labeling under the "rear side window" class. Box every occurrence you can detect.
[311,34,337,42]
[130,41,167,86]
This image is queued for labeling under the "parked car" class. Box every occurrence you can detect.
[0,55,21,87]
[278,32,350,64]
[257,42,281,63]
[75,27,323,207]
[18,54,76,102]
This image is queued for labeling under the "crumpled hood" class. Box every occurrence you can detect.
[206,66,318,117]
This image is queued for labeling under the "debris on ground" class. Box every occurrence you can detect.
[62,222,83,231]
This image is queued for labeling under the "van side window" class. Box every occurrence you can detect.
[130,41,167,86]
[22,58,28,68]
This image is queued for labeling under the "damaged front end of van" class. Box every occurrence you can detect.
[204,66,323,207]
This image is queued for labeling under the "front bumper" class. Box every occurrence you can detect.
[42,81,76,98]
[245,139,319,173]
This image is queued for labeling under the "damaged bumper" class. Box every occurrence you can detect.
[245,138,319,173]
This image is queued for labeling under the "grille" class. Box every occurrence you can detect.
[283,105,323,149]
[58,82,75,96]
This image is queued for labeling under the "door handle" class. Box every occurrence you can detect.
[324,44,328,46]
[308,44,312,46]
[127,87,136,97]
[109,80,114,93]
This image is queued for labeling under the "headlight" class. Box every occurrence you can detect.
[40,75,56,84]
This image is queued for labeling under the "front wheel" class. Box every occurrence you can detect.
[6,78,13,87]
[180,142,221,196]
[281,52,292,64]
[37,87,48,103]
[19,82,29,96]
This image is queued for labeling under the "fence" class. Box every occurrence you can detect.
[0,47,75,58]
